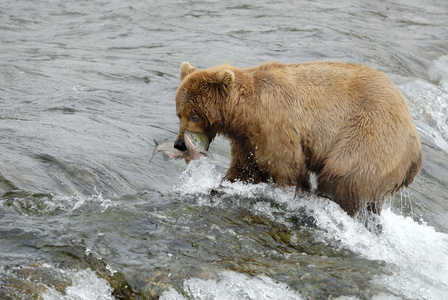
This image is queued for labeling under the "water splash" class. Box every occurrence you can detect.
[173,158,223,195]
[71,188,116,213]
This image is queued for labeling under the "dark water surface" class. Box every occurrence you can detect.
[1,0,448,299]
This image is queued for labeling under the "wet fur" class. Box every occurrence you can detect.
[175,61,423,217]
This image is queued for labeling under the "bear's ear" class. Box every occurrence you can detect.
[216,70,235,89]
[180,62,197,80]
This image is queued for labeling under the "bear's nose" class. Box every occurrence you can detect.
[174,139,187,151]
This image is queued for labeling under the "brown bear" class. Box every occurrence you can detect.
[173,61,423,217]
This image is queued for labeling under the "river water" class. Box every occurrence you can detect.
[1,0,448,299]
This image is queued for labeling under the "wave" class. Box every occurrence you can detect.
[171,159,448,299]
[40,265,114,300]
[0,190,117,217]
[402,55,448,152]
[161,271,303,300]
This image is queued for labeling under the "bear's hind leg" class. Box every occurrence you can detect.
[358,200,384,234]
[316,174,363,217]
[366,201,382,215]
[318,173,384,232]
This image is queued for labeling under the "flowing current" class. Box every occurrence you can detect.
[1,0,448,299]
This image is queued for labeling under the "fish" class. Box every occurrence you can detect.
[184,130,213,161]
[149,130,212,164]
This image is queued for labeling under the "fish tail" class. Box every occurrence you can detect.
[149,140,160,164]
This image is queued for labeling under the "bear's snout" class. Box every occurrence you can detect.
[174,138,187,152]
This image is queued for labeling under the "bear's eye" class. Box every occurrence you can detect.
[189,114,200,122]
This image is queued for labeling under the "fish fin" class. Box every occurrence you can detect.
[201,151,214,159]
[161,152,173,161]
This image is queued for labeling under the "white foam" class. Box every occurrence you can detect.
[41,266,114,300]
[160,271,304,300]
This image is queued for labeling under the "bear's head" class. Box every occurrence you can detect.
[174,62,235,151]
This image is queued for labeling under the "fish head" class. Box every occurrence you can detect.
[184,130,210,162]
[184,130,209,152]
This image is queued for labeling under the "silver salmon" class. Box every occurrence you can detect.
[149,131,212,163]
[184,130,212,161]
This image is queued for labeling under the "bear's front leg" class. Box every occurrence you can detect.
[224,140,268,184]
[210,141,265,196]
